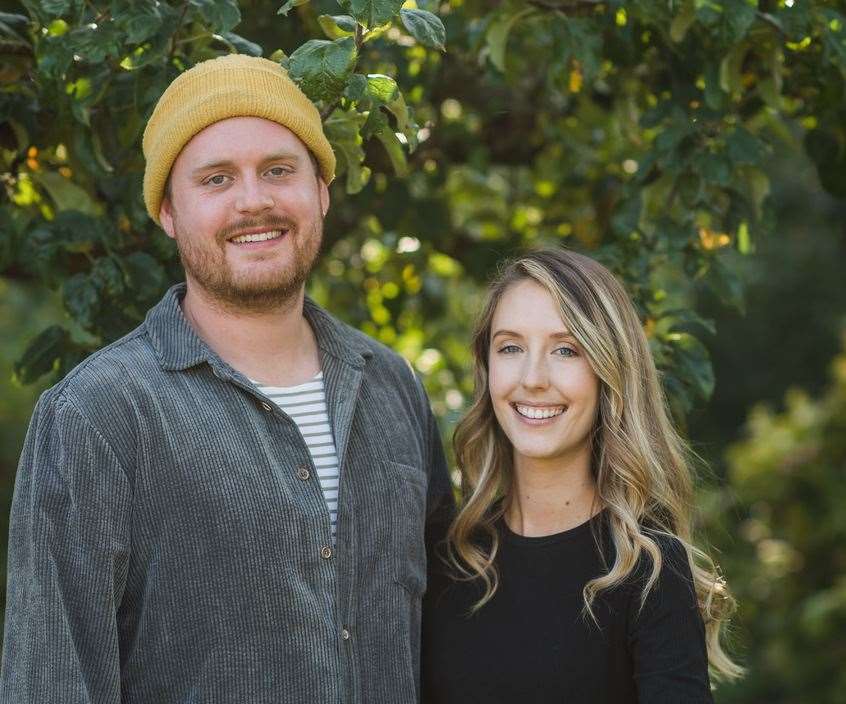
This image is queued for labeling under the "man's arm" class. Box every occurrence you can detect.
[1,392,132,704]
[417,383,455,560]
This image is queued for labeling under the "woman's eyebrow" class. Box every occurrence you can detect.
[491,329,522,340]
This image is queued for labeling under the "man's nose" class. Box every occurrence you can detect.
[235,176,274,214]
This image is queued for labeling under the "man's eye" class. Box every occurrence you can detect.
[206,175,228,186]
[268,166,291,177]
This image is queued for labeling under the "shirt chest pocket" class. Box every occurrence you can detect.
[384,460,428,596]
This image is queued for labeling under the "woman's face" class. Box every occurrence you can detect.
[488,279,600,473]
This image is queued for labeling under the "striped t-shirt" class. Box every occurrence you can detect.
[255,372,341,540]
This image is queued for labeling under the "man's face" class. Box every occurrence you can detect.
[159,116,330,311]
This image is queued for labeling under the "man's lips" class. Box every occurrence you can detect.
[228,228,287,244]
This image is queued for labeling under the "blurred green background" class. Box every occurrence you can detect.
[2,0,845,701]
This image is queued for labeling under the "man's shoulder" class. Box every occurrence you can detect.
[319,308,417,380]
[43,320,162,412]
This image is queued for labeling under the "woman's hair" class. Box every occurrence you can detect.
[448,247,741,681]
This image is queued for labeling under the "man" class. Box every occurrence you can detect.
[1,54,453,704]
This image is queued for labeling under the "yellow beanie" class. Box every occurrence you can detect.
[142,54,336,225]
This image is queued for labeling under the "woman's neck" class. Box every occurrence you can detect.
[505,454,600,537]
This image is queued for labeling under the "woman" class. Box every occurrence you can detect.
[421,249,740,703]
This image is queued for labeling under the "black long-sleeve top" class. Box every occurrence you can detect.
[421,512,713,704]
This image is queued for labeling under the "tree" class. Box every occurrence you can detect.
[711,336,846,703]
[2,0,844,421]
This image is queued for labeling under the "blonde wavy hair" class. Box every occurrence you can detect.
[448,248,742,681]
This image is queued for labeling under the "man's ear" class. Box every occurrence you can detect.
[318,179,330,218]
[159,194,176,239]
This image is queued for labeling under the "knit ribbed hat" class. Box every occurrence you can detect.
[142,54,336,225]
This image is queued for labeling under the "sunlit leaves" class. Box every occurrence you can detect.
[318,14,357,39]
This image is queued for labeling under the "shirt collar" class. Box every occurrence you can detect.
[145,283,372,372]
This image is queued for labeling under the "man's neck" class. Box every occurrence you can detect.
[181,282,321,387]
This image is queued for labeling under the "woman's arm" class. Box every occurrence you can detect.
[628,535,714,704]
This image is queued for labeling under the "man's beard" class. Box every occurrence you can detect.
[172,212,323,313]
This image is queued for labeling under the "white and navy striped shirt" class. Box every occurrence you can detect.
[255,372,341,540]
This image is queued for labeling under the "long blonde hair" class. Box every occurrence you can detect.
[448,248,741,681]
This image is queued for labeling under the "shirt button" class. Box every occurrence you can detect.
[341,628,350,641]
[297,466,310,480]
[320,546,333,559]
[260,401,272,412]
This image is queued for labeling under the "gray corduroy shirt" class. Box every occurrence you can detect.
[1,284,453,704]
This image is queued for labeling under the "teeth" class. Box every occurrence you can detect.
[515,404,565,420]
[230,230,283,244]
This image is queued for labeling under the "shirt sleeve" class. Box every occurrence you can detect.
[628,535,714,704]
[1,392,132,704]
[410,372,455,555]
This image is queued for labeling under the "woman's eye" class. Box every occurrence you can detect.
[498,345,522,354]
[553,346,577,357]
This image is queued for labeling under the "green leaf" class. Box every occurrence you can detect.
[318,14,357,39]
[91,256,125,297]
[118,3,163,44]
[42,0,72,17]
[723,0,756,43]
[366,73,398,102]
[324,109,369,193]
[192,0,241,33]
[400,9,446,50]
[383,89,418,151]
[726,128,766,165]
[669,332,714,401]
[13,325,69,385]
[696,152,731,186]
[63,273,100,329]
[122,252,167,302]
[486,7,535,72]
[375,126,408,177]
[344,73,369,101]
[221,32,263,56]
[719,42,747,96]
[707,254,745,313]
[287,37,358,103]
[277,0,309,16]
[31,171,101,215]
[670,0,696,43]
[348,0,403,29]
[611,194,642,236]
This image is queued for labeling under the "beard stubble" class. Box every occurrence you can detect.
[172,209,324,314]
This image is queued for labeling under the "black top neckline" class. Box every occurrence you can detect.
[499,508,607,548]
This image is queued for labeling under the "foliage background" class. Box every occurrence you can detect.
[2,0,845,701]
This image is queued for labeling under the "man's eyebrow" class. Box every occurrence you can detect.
[191,160,235,177]
[190,153,302,178]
